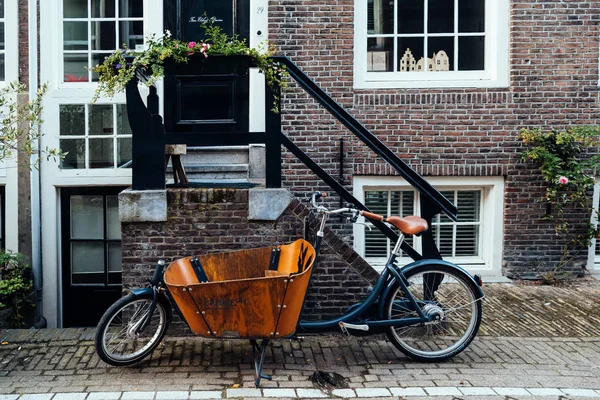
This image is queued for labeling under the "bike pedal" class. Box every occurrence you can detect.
[338,322,350,336]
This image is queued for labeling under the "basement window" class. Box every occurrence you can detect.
[353,176,504,276]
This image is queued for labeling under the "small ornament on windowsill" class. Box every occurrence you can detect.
[400,48,449,72]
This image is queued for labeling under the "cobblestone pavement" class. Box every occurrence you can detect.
[0,281,599,400]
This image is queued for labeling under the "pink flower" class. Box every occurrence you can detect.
[558,176,569,185]
[188,42,196,49]
[200,43,210,58]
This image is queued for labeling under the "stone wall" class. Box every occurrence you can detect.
[121,188,376,332]
[268,0,600,277]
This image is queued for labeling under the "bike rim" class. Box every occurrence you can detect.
[388,269,479,358]
[101,299,165,361]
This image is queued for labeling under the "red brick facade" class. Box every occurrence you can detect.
[270,1,600,277]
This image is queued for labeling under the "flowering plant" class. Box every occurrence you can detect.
[92,20,288,111]
[520,126,600,278]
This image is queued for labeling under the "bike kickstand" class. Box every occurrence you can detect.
[249,339,272,387]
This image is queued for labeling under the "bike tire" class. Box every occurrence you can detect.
[95,293,169,366]
[385,263,482,362]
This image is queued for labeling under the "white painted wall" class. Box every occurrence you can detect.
[38,0,163,327]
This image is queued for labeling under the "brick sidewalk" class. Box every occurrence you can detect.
[0,281,599,399]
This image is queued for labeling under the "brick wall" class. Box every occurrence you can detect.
[121,188,375,332]
[269,1,600,277]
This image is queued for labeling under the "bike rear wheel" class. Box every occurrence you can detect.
[385,264,482,362]
[95,293,169,366]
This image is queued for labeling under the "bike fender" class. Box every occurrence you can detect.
[131,288,154,297]
[377,259,485,319]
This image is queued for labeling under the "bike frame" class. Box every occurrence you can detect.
[296,197,484,334]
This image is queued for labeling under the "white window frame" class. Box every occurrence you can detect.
[353,175,504,277]
[353,0,509,89]
[588,177,600,272]
[61,1,145,86]
[0,0,19,84]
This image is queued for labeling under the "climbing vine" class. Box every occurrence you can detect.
[520,126,600,278]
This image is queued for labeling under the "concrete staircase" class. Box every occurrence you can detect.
[167,145,265,184]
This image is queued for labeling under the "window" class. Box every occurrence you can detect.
[0,0,18,83]
[59,103,132,169]
[63,190,122,285]
[354,176,504,276]
[62,0,144,82]
[354,0,509,88]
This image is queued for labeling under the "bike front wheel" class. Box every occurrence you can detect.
[95,293,169,366]
[385,264,482,362]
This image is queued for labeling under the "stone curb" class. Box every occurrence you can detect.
[2,386,600,399]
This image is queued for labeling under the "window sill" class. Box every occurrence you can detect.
[354,77,509,90]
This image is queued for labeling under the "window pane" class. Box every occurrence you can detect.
[120,0,143,17]
[0,1,4,18]
[398,0,424,34]
[91,21,116,50]
[117,138,132,167]
[0,22,4,50]
[60,139,85,169]
[390,191,414,217]
[89,138,114,168]
[72,242,104,273]
[457,191,480,222]
[365,230,387,257]
[368,0,394,34]
[106,196,121,240]
[92,0,115,18]
[456,225,479,256]
[64,21,88,50]
[116,105,132,135]
[91,53,112,81]
[64,0,87,18]
[71,195,104,239]
[459,0,484,33]
[434,224,453,256]
[367,38,393,72]
[120,20,144,49]
[64,53,89,82]
[89,105,113,135]
[365,191,388,215]
[428,37,454,71]
[428,0,454,34]
[0,54,5,81]
[107,242,122,272]
[458,36,484,71]
[60,105,85,136]
[398,37,424,72]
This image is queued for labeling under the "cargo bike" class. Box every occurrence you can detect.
[95,192,484,386]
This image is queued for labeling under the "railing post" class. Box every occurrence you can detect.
[126,79,165,190]
[265,82,282,188]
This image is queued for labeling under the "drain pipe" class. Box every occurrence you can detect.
[28,0,45,328]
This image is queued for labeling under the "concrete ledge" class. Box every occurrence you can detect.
[248,188,293,221]
[119,189,167,222]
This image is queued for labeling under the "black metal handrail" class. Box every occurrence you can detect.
[272,56,458,222]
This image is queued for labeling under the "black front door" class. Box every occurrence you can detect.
[61,187,126,327]
[163,0,253,144]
